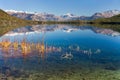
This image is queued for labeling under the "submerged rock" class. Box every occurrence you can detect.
[11,69,29,78]
[61,52,73,60]
[1,66,11,76]
[0,74,7,80]
[95,49,101,54]
[104,65,117,70]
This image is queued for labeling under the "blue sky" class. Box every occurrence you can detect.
[0,0,120,16]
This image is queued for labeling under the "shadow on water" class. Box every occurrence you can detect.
[0,24,120,80]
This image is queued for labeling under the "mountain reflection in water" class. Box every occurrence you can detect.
[0,25,120,80]
[3,24,120,37]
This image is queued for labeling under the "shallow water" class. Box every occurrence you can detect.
[0,25,120,80]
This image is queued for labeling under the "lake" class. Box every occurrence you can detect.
[0,24,120,80]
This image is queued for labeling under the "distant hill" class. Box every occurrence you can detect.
[0,9,40,35]
[92,14,120,24]
[0,9,29,26]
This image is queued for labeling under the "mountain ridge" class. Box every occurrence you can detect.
[6,9,120,21]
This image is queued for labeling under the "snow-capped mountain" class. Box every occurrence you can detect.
[60,13,80,20]
[61,13,78,18]
[6,10,26,13]
[5,10,120,21]
[31,13,61,21]
[91,10,120,19]
[6,10,60,21]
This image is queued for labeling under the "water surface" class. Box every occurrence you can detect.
[0,25,120,80]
